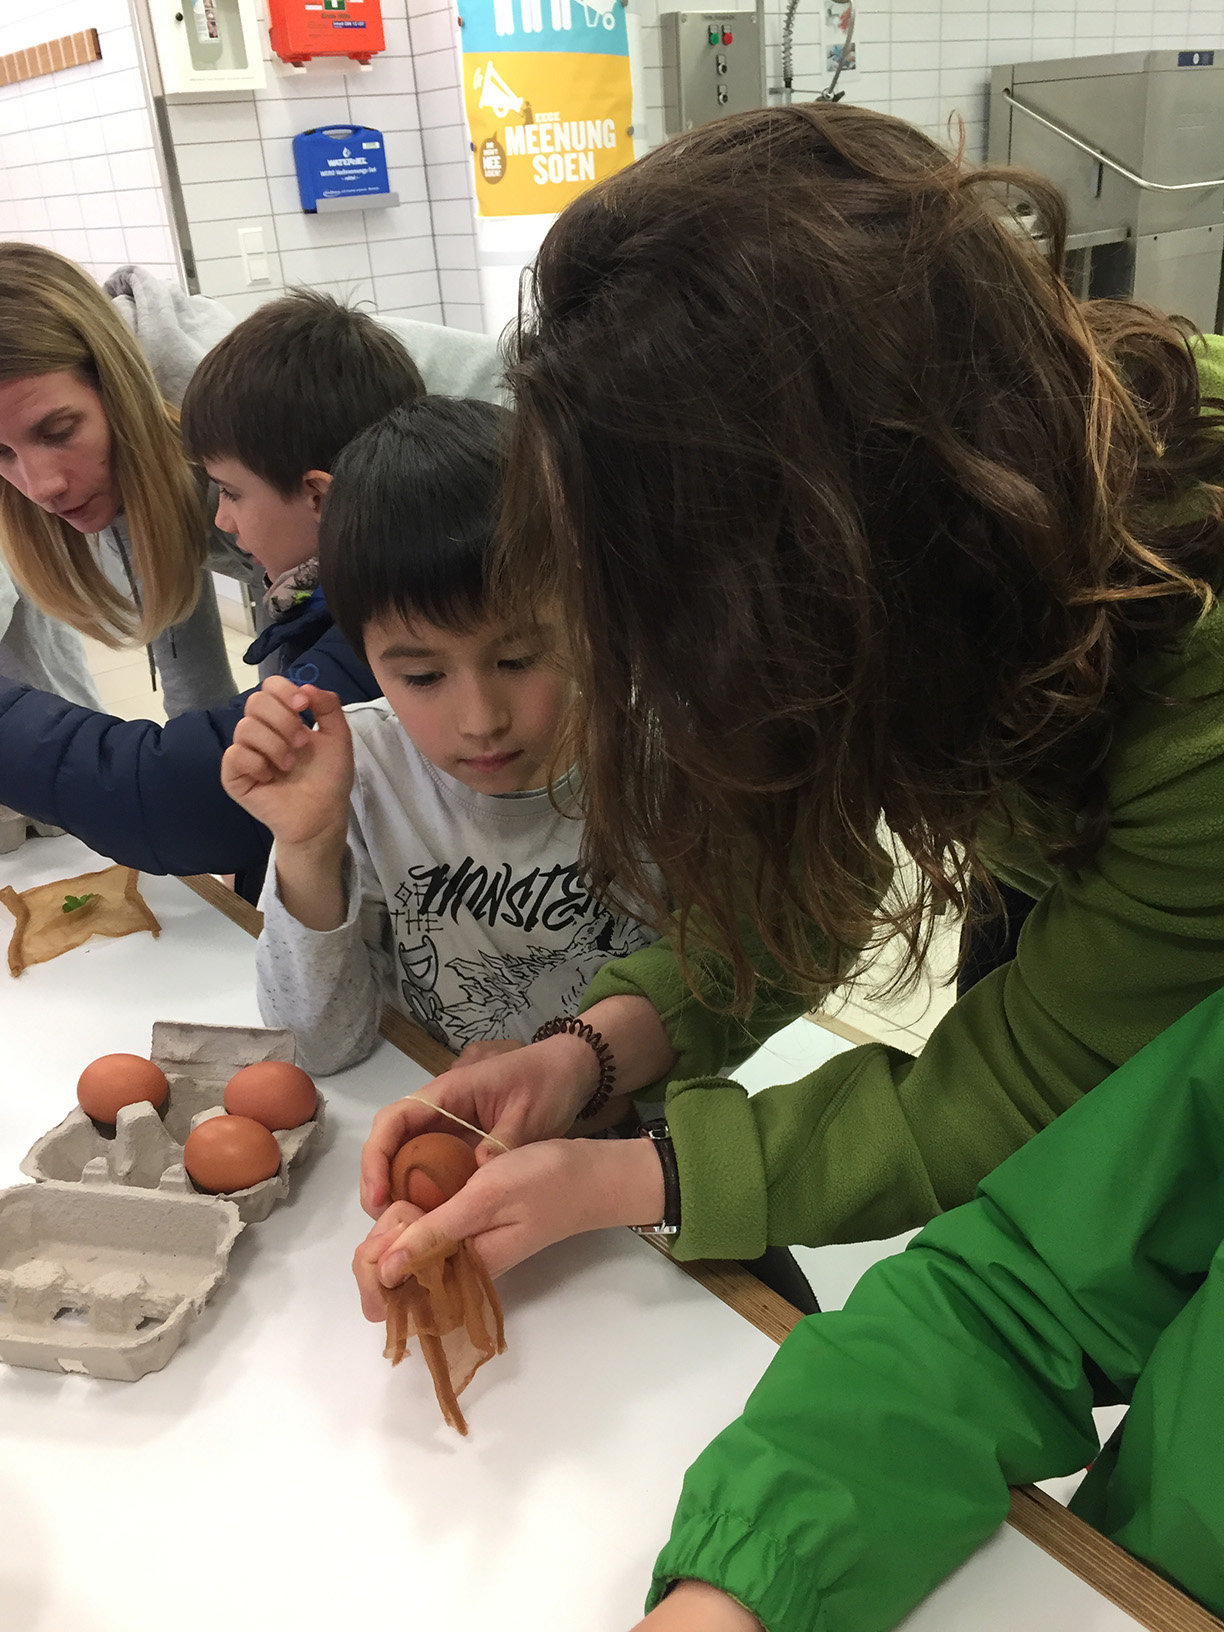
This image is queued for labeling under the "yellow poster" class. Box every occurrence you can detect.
[460,1,633,217]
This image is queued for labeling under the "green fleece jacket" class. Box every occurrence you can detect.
[646,983,1224,1630]
[582,333,1224,1261]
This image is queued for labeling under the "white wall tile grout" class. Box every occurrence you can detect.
[162,0,450,322]
[0,0,177,284]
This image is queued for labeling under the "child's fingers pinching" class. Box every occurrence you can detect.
[221,740,277,790]
[242,685,314,746]
[295,683,349,737]
[232,712,305,775]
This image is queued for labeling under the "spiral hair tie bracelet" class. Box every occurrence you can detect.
[530,1016,617,1121]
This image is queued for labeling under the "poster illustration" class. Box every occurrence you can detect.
[461,0,634,217]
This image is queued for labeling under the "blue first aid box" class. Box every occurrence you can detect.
[293,125,390,212]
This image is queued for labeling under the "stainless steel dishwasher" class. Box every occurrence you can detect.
[988,49,1224,332]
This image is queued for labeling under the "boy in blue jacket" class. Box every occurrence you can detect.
[0,292,500,902]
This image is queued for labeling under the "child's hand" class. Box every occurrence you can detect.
[629,1583,764,1632]
[352,1133,665,1310]
[221,677,354,851]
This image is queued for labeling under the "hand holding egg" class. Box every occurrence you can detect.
[389,1132,478,1211]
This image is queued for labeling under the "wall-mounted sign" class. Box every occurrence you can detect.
[269,0,386,65]
[293,126,391,211]
[460,0,633,217]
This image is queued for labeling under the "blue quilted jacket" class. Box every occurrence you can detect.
[0,587,377,902]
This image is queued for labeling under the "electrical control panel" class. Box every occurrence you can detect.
[660,11,765,135]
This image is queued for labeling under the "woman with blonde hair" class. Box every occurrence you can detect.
[0,242,240,714]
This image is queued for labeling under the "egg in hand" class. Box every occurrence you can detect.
[390,1132,478,1212]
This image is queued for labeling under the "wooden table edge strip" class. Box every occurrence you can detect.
[180,872,1220,1631]
[1007,1485,1224,1632]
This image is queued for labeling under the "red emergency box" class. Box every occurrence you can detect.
[268,0,385,66]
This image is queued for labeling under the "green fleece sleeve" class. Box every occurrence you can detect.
[579,925,818,1085]
[649,990,1224,1632]
[1192,328,1224,401]
[659,600,1224,1259]
[581,841,894,1088]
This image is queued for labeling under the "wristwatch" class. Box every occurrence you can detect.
[630,1118,681,1238]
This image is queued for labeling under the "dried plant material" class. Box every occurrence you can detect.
[382,1239,506,1435]
[0,865,160,978]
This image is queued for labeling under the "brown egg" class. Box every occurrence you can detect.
[390,1132,478,1212]
[224,1060,317,1131]
[184,1115,282,1194]
[77,1054,169,1125]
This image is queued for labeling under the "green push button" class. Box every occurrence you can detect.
[708,27,719,42]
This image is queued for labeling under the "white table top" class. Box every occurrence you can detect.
[0,837,1150,1632]
[901,1523,1144,1630]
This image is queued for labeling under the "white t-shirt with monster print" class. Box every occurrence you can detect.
[254,699,659,1077]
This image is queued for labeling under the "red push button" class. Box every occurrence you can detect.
[722,28,732,42]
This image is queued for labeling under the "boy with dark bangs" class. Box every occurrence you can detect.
[222,397,658,1076]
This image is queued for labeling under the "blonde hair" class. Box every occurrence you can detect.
[0,243,205,645]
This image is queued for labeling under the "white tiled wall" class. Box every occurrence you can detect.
[386,0,1224,330]
[0,0,178,286]
[164,0,482,328]
[409,0,484,329]
[7,0,1223,336]
[632,0,1224,164]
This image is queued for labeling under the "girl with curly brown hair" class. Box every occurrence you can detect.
[352,105,1224,1621]
[359,95,1224,1251]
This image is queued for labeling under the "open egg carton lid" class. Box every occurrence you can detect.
[21,1021,326,1226]
[0,1172,242,1381]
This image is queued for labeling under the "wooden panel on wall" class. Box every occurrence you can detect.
[0,29,102,90]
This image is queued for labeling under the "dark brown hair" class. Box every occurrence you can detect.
[320,396,508,659]
[499,103,1224,1008]
[181,289,424,494]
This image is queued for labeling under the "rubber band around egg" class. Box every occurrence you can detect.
[397,1093,512,1154]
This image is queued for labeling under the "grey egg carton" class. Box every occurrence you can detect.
[21,1020,326,1225]
[0,806,63,854]
[1,1021,324,1380]
[0,1172,242,1381]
